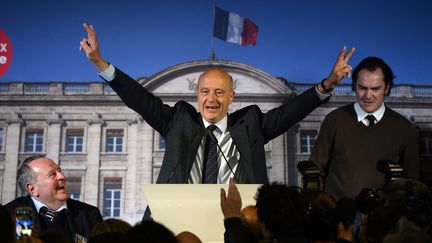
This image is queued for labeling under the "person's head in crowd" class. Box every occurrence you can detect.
[383,216,432,243]
[367,178,432,242]
[303,190,337,242]
[176,231,202,243]
[197,68,235,123]
[88,218,132,241]
[351,56,394,113]
[0,204,15,243]
[88,232,127,243]
[40,229,72,243]
[255,183,309,242]
[17,155,69,210]
[125,220,177,243]
[240,204,263,240]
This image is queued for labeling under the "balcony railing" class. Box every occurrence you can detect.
[0,82,431,98]
[64,83,89,93]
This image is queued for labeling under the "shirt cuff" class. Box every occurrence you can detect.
[98,63,116,82]
[315,84,332,100]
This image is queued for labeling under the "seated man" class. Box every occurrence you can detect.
[5,155,103,243]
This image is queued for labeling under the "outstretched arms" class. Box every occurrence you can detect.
[79,23,110,72]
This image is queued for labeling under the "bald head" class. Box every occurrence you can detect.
[198,68,234,89]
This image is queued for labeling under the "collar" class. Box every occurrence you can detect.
[354,102,386,123]
[31,196,68,213]
[202,115,228,133]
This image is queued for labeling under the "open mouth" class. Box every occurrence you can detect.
[56,183,66,190]
[205,105,220,111]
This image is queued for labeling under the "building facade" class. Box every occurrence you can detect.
[1,60,431,224]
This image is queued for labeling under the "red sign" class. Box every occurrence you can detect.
[0,29,13,77]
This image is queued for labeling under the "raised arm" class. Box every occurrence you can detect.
[79,23,110,72]
[318,46,355,93]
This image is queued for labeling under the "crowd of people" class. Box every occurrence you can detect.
[2,162,431,243]
[1,22,430,243]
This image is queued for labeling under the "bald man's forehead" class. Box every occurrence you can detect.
[198,68,233,88]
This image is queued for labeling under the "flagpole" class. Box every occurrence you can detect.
[210,5,216,60]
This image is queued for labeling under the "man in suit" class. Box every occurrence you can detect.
[80,22,355,184]
[5,155,103,242]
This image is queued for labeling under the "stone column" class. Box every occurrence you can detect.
[46,112,65,163]
[286,124,300,186]
[124,116,139,220]
[2,112,24,204]
[85,113,105,206]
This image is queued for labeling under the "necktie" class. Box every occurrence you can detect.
[40,206,58,222]
[366,114,375,126]
[203,124,219,183]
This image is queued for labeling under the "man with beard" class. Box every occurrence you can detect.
[5,155,103,243]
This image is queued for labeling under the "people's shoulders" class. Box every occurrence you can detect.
[4,196,33,215]
[384,106,416,127]
[66,198,100,213]
[323,103,355,121]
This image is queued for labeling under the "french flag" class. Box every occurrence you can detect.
[213,7,259,46]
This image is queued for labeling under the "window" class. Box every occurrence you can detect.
[66,129,84,153]
[420,131,432,156]
[0,128,3,152]
[159,135,166,150]
[68,177,82,201]
[103,178,122,217]
[300,130,317,154]
[106,129,123,153]
[25,129,43,152]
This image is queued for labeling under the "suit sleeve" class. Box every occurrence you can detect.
[104,68,174,135]
[261,86,329,142]
[224,217,255,243]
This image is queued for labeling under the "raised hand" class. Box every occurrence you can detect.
[220,178,242,219]
[323,46,355,90]
[79,23,109,72]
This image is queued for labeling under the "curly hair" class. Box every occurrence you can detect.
[255,183,309,241]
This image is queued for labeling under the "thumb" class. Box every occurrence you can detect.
[220,188,227,204]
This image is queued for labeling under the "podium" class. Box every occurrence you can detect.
[143,184,261,243]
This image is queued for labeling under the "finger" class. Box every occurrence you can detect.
[80,40,91,53]
[343,47,355,62]
[83,23,97,41]
[220,188,226,203]
[83,22,91,33]
[337,46,347,61]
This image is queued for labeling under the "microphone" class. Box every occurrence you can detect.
[207,128,240,183]
[335,197,357,230]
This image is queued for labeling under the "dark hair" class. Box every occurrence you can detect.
[125,220,177,243]
[0,204,14,243]
[255,183,308,241]
[17,154,46,195]
[351,56,395,96]
[367,179,432,242]
[304,190,337,241]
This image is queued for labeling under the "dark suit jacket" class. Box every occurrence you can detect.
[5,196,102,241]
[107,68,328,183]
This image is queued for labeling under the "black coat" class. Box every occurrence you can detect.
[5,196,102,241]
[107,68,328,183]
